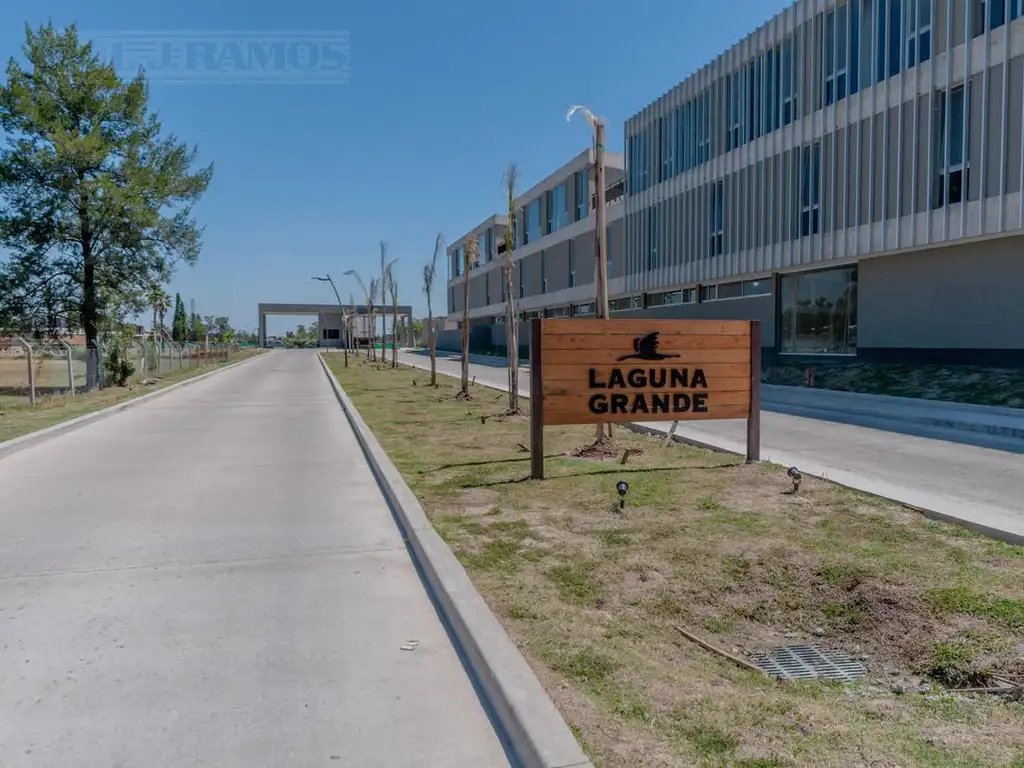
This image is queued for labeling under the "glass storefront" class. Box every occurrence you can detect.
[779,265,857,354]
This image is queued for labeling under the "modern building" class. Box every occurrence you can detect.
[445,149,626,345]
[622,0,1024,363]
[445,0,1024,365]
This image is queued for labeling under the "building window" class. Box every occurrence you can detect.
[575,170,589,220]
[1013,0,1024,21]
[606,225,613,276]
[568,240,575,287]
[699,284,717,302]
[876,0,903,81]
[519,263,524,298]
[478,232,488,264]
[905,0,932,68]
[485,276,491,305]
[779,265,858,355]
[698,90,711,164]
[573,302,595,316]
[647,207,659,270]
[933,85,968,208]
[824,2,849,106]
[743,279,772,296]
[801,142,822,237]
[638,129,650,191]
[972,0,1007,36]
[781,36,797,126]
[524,198,541,244]
[761,47,779,136]
[709,181,724,257]
[718,281,743,300]
[662,113,675,179]
[540,250,547,294]
[726,73,742,151]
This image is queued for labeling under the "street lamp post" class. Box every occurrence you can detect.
[568,104,612,443]
[311,274,349,367]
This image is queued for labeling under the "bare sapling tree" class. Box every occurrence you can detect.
[458,237,477,398]
[347,293,358,357]
[379,241,397,366]
[367,277,380,363]
[347,273,374,360]
[387,266,399,368]
[422,232,443,387]
[502,163,521,414]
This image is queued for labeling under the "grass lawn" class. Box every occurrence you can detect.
[0,350,263,443]
[325,354,1024,768]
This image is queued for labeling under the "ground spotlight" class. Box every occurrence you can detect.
[616,480,629,509]
[787,466,802,493]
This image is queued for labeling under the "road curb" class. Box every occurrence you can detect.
[317,353,593,768]
[0,352,267,462]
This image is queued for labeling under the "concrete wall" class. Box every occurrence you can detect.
[858,234,1024,362]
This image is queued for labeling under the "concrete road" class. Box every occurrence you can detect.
[0,351,509,768]
[399,350,1024,540]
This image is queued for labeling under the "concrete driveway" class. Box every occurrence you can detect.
[0,350,508,768]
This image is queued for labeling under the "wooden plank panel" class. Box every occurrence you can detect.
[533,348,752,365]
[541,364,750,388]
[540,318,752,337]
[544,402,751,426]
[543,378,751,398]
[542,336,752,362]
[541,333,752,352]
[545,389,750,409]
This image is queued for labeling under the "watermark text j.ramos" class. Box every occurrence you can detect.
[86,30,350,84]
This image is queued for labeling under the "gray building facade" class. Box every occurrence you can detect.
[622,0,1024,363]
[446,149,626,337]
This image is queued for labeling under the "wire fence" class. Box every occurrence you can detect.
[0,335,241,408]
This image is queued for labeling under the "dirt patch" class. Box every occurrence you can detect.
[327,358,1024,767]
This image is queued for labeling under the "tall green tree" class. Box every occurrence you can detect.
[0,23,213,387]
[189,312,206,343]
[171,293,187,342]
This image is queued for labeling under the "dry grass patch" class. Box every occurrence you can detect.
[326,356,1024,768]
[0,350,263,443]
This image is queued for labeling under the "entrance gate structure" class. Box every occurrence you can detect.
[257,303,415,348]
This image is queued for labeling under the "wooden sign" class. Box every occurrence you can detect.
[529,318,762,479]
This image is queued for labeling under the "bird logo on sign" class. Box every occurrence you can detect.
[616,332,680,362]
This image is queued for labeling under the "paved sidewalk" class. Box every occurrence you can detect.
[0,350,509,768]
[399,350,1024,542]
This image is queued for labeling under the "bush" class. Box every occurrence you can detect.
[104,342,135,387]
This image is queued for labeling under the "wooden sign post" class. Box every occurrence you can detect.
[529,318,761,480]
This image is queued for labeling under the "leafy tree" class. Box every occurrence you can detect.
[171,293,187,342]
[189,312,206,343]
[0,23,213,388]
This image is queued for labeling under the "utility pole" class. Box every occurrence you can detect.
[568,105,612,442]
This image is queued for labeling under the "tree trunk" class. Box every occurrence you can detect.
[391,301,398,368]
[81,190,101,392]
[426,295,437,387]
[368,307,376,362]
[505,260,519,413]
[460,273,470,396]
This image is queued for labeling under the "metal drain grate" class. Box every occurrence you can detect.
[752,644,867,682]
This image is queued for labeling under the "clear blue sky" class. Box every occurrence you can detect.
[0,0,783,335]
